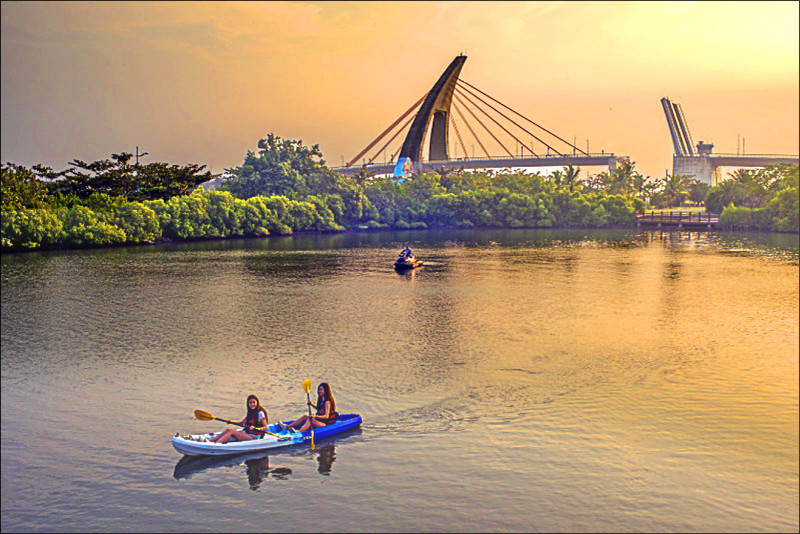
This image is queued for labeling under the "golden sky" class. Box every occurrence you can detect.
[1,1,798,178]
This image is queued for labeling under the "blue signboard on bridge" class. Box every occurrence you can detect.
[393,157,415,183]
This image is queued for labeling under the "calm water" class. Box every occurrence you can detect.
[1,229,798,533]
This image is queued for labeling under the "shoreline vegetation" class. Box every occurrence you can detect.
[2,134,797,252]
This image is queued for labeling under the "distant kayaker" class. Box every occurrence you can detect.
[281,382,338,432]
[207,394,269,444]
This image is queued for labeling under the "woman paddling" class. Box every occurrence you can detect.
[206,394,269,444]
[281,382,338,432]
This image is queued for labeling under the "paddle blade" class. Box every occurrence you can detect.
[194,409,215,421]
[302,379,312,394]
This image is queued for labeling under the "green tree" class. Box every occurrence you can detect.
[660,173,690,207]
[762,186,799,232]
[596,160,636,195]
[401,172,444,202]
[550,169,564,190]
[57,206,127,246]
[562,164,581,193]
[629,172,656,205]
[111,203,161,243]
[36,153,210,201]
[1,209,63,248]
[1,163,49,210]
[687,179,710,206]
[224,134,333,199]
[705,179,747,213]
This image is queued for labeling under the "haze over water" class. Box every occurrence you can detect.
[1,228,798,532]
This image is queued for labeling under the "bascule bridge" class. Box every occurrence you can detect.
[661,97,799,185]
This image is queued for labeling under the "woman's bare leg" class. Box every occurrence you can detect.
[298,418,326,432]
[209,428,233,443]
[286,415,310,430]
[214,429,254,444]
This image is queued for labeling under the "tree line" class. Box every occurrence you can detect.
[2,134,797,251]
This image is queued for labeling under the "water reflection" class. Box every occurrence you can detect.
[173,450,294,486]
[244,456,292,490]
[315,443,336,475]
[172,435,353,485]
[394,266,419,281]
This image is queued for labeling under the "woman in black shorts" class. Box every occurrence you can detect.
[282,382,337,432]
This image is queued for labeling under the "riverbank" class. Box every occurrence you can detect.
[4,219,799,256]
[2,187,797,254]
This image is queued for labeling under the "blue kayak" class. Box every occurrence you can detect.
[172,413,362,456]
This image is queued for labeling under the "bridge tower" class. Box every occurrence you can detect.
[394,55,467,177]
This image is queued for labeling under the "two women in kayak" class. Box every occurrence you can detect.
[202,382,337,441]
[281,382,338,433]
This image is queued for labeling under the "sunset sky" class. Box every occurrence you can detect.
[2,1,798,179]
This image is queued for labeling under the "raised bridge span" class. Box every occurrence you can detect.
[661,97,798,185]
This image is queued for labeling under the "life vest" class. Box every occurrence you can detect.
[244,408,268,435]
[316,397,338,423]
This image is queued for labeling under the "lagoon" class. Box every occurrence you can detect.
[1,228,798,532]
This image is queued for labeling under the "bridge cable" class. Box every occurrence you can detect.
[455,83,555,156]
[346,93,426,167]
[457,88,544,158]
[366,113,416,165]
[453,91,516,158]
[449,112,469,160]
[451,100,492,159]
[389,144,403,163]
[458,79,589,156]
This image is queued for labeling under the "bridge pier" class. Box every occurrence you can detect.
[673,156,722,185]
[673,154,799,185]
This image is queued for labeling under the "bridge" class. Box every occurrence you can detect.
[335,55,628,179]
[661,97,799,185]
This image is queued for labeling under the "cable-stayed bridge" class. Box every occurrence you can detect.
[335,55,628,178]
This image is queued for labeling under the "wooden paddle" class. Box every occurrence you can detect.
[193,409,287,440]
[302,379,315,451]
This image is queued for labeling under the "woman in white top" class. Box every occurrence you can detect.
[208,394,269,444]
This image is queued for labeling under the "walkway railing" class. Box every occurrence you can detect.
[636,211,719,224]
[676,153,799,158]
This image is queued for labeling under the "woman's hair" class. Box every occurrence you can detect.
[246,394,268,423]
[317,382,335,413]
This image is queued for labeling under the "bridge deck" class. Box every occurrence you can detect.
[335,154,626,176]
[705,155,799,167]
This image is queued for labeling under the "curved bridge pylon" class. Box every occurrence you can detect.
[393,55,466,178]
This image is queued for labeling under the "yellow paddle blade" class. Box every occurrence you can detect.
[302,379,312,394]
[194,409,215,421]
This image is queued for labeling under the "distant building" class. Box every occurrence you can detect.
[196,172,233,192]
[696,141,714,156]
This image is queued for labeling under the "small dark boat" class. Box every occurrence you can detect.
[394,253,423,269]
